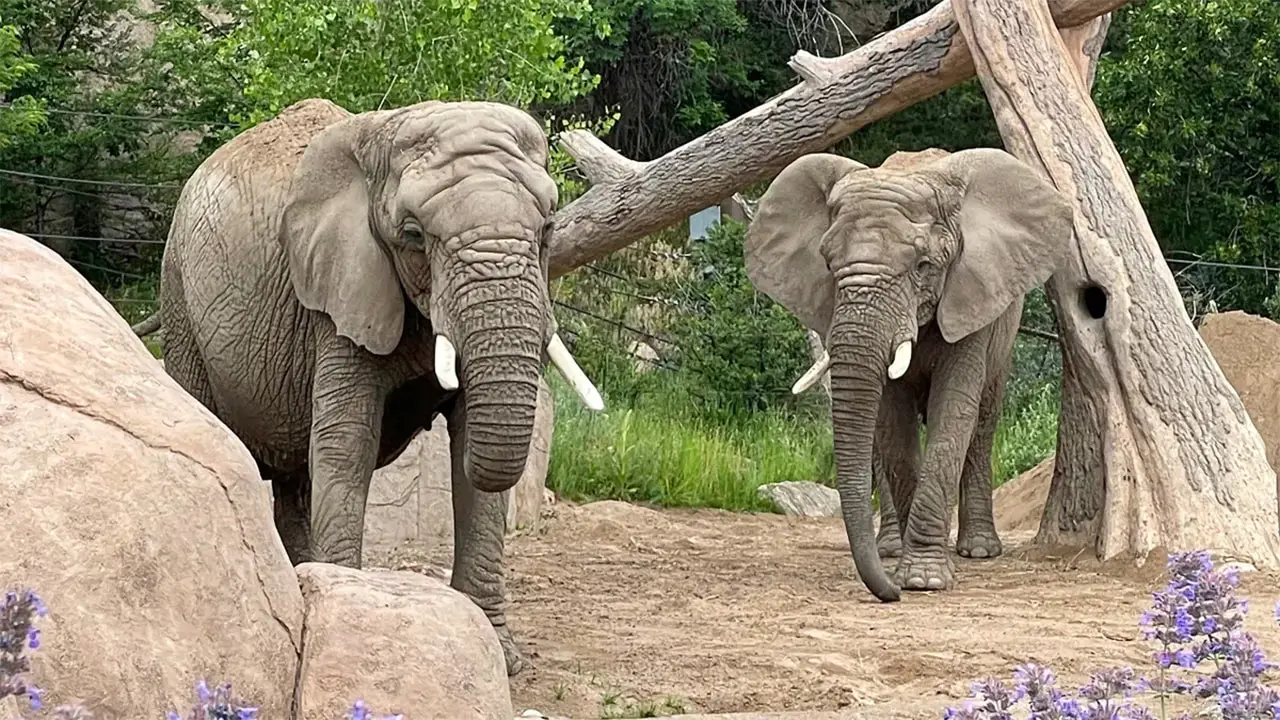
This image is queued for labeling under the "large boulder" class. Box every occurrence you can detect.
[295,563,513,720]
[363,378,553,554]
[0,229,304,716]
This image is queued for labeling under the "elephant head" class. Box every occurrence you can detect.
[279,100,602,493]
[744,148,1074,601]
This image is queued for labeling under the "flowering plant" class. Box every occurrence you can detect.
[944,550,1280,719]
[1,589,401,719]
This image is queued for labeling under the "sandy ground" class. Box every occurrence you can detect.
[375,495,1280,719]
[494,500,1280,719]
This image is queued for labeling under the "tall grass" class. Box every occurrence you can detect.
[546,370,1062,512]
[546,372,834,512]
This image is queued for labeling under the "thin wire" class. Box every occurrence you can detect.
[1165,257,1280,274]
[0,102,237,128]
[65,258,148,280]
[0,168,182,190]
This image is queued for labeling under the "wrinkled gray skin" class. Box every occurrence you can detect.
[745,148,1074,601]
[158,98,574,672]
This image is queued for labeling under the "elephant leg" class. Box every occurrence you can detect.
[306,326,385,569]
[957,305,1019,559]
[893,339,984,592]
[874,456,902,558]
[272,470,312,565]
[874,382,918,559]
[447,400,525,676]
[955,374,1007,559]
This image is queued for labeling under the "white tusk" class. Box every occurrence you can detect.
[435,334,459,391]
[791,351,831,395]
[887,341,913,380]
[547,333,605,412]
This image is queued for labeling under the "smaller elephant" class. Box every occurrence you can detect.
[745,147,1074,601]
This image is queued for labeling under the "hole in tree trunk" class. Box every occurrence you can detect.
[1080,284,1108,320]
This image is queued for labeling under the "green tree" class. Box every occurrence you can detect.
[0,0,204,290]
[0,22,42,148]
[149,0,602,128]
[552,0,804,159]
[1097,0,1280,317]
[666,219,817,418]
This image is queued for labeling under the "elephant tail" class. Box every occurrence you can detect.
[131,311,162,337]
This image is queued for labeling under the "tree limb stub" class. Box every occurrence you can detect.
[953,0,1280,567]
[547,0,1132,278]
[557,130,648,186]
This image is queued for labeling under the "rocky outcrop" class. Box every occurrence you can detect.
[0,229,304,716]
[295,563,513,720]
[363,378,554,554]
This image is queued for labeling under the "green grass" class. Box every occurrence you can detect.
[547,371,1061,512]
[546,373,834,512]
[991,382,1060,488]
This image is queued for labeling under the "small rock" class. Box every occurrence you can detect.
[757,481,841,517]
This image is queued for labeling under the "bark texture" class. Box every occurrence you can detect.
[1038,16,1111,549]
[548,0,1131,278]
[953,0,1280,566]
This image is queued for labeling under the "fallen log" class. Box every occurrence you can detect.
[953,0,1280,567]
[548,0,1131,278]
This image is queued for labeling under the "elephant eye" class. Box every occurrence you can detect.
[401,222,425,247]
[916,258,933,275]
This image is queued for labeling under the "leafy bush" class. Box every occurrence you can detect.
[664,218,820,420]
[944,550,1280,718]
[0,590,400,719]
[1098,0,1280,319]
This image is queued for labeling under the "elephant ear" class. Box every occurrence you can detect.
[744,153,867,335]
[281,111,404,356]
[935,148,1075,344]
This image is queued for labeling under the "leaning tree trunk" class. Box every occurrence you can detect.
[1037,17,1110,548]
[548,0,1133,278]
[953,0,1280,566]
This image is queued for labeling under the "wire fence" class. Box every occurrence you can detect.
[5,161,1278,399]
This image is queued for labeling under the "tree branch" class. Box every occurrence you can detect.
[547,0,1132,278]
[558,130,648,185]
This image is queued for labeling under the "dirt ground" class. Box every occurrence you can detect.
[378,493,1280,719]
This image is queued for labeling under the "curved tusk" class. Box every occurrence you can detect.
[547,333,605,411]
[435,334,459,391]
[886,341,912,380]
[791,351,831,395]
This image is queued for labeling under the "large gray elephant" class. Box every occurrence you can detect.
[744,147,1074,601]
[156,97,604,672]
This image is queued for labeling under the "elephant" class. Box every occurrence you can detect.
[155,97,604,672]
[744,147,1074,601]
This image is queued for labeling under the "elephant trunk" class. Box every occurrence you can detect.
[452,276,546,494]
[829,310,902,603]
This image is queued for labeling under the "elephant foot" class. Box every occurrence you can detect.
[891,549,955,591]
[495,622,528,676]
[876,526,903,559]
[956,524,1003,559]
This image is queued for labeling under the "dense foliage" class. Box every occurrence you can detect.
[0,22,41,148]
[665,219,817,417]
[1098,0,1280,317]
